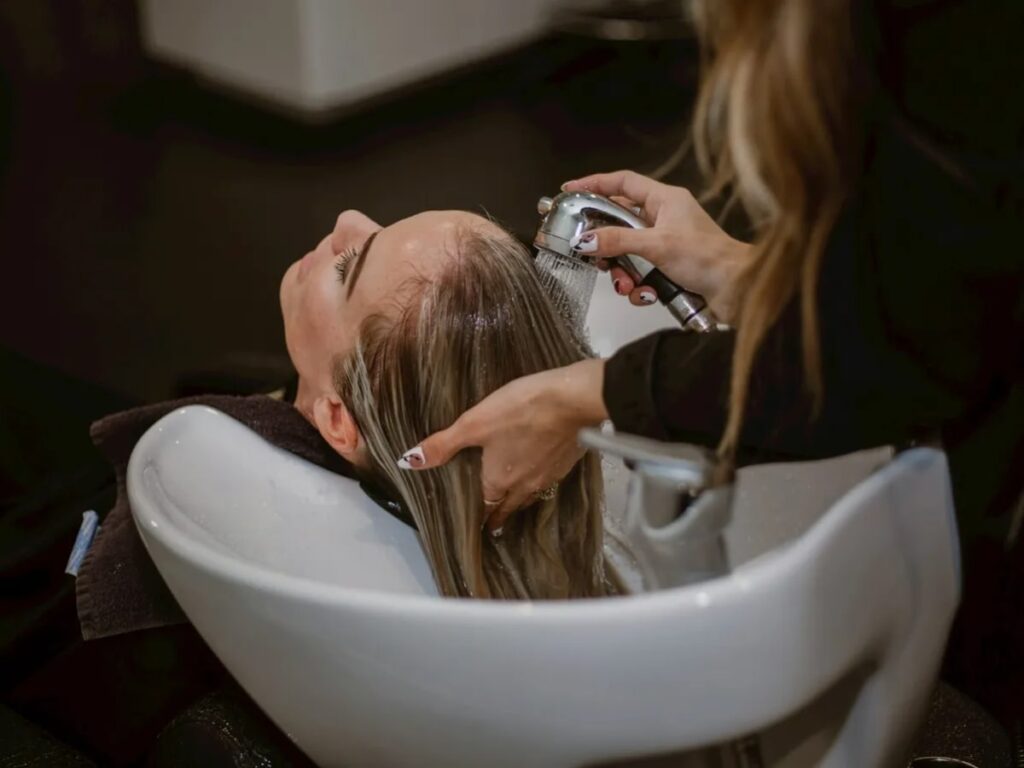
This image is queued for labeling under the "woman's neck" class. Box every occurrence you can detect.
[293,377,317,424]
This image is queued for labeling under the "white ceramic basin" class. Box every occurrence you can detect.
[128,277,961,767]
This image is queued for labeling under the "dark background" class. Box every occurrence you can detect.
[0,0,701,403]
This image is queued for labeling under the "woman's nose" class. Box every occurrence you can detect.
[331,209,380,252]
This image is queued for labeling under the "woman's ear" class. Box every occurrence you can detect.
[312,394,366,465]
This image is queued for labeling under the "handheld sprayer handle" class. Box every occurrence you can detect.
[536,192,716,333]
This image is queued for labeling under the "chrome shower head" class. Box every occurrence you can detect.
[533,191,716,333]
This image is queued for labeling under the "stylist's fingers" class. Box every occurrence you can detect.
[562,171,667,219]
[607,266,658,306]
[629,285,659,306]
[481,477,511,524]
[489,485,535,531]
[608,265,634,296]
[480,457,516,521]
[569,226,665,266]
[398,415,478,470]
[609,195,642,216]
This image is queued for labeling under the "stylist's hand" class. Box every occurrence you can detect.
[397,358,608,529]
[563,170,750,323]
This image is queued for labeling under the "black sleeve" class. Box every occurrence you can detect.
[603,123,1024,469]
[603,327,735,449]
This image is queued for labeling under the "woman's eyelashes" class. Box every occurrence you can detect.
[334,247,358,283]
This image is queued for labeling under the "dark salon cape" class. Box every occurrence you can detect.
[604,0,1024,539]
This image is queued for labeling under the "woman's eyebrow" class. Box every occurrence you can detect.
[345,230,379,298]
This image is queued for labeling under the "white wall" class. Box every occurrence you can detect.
[140,0,558,114]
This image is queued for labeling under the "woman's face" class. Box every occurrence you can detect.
[280,209,504,393]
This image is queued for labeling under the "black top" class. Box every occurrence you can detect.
[603,0,1024,537]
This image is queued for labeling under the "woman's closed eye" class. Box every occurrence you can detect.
[334,247,359,283]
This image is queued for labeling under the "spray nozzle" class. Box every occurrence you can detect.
[533,191,716,333]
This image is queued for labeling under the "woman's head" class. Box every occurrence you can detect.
[281,210,613,599]
[280,210,504,405]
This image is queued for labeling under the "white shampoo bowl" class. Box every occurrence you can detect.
[128,281,961,767]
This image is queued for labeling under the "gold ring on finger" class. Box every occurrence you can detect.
[533,483,559,502]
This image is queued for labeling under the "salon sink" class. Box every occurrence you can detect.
[128,277,961,767]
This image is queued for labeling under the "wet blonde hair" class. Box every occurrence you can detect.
[335,229,616,600]
[690,0,864,456]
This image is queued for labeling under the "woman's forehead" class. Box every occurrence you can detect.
[383,210,504,251]
[362,211,505,287]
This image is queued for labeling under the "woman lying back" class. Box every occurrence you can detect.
[280,209,618,599]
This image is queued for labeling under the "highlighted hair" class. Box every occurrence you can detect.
[335,229,616,599]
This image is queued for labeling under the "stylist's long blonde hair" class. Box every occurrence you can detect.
[691,0,865,455]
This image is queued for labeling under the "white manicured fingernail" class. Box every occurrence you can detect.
[569,231,598,253]
[397,446,425,470]
[639,290,657,304]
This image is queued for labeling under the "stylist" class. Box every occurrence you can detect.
[402,0,1023,539]
[402,0,1024,727]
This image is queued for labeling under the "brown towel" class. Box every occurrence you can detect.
[76,395,354,641]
